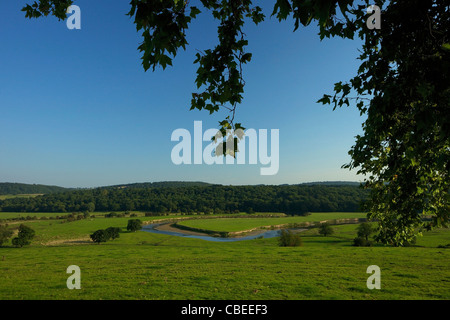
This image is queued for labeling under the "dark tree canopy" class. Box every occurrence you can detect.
[105,227,121,240]
[0,184,367,215]
[127,219,143,232]
[20,0,450,246]
[318,222,334,237]
[0,183,69,195]
[90,229,109,244]
[11,224,35,247]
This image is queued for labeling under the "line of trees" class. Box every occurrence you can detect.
[90,219,142,244]
[0,184,367,215]
[90,227,121,244]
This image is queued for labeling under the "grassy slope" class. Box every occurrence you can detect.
[0,214,448,300]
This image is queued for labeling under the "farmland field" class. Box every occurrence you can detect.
[0,211,449,300]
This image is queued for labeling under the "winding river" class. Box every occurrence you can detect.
[141,223,290,242]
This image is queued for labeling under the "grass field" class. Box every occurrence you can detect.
[176,212,368,233]
[0,212,448,300]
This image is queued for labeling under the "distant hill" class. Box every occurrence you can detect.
[0,182,368,214]
[0,183,70,195]
[100,181,362,189]
[0,181,361,195]
[299,181,361,186]
[101,181,215,189]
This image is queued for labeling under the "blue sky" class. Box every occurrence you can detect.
[0,0,366,188]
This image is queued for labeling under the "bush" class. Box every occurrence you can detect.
[356,222,374,240]
[353,236,372,247]
[318,223,334,237]
[127,219,142,232]
[90,227,122,244]
[12,237,28,247]
[105,227,121,240]
[90,229,109,244]
[105,212,118,218]
[353,222,375,246]
[12,224,35,247]
[278,229,303,247]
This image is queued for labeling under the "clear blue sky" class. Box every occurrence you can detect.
[0,0,366,188]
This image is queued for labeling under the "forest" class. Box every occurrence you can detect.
[0,183,368,215]
[0,183,70,195]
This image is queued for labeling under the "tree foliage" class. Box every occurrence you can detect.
[0,224,14,246]
[0,184,367,215]
[105,227,121,240]
[0,182,69,195]
[278,229,302,247]
[12,224,35,247]
[90,227,121,244]
[90,229,109,244]
[20,0,450,245]
[353,222,374,246]
[127,219,143,232]
[318,222,334,237]
[356,222,373,241]
[317,0,450,246]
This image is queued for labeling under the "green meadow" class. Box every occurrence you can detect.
[176,212,368,233]
[0,211,449,300]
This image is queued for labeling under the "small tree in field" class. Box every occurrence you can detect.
[278,229,302,247]
[11,224,35,247]
[318,223,334,237]
[127,219,142,232]
[357,222,374,241]
[11,224,35,248]
[90,229,109,244]
[353,222,374,247]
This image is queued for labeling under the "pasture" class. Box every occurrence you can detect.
[0,211,448,300]
[176,212,368,233]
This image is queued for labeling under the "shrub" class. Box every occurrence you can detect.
[278,229,303,247]
[353,222,375,246]
[356,222,374,241]
[353,236,372,247]
[90,229,109,244]
[127,219,142,232]
[105,227,121,240]
[12,224,35,247]
[105,212,118,218]
[318,223,334,237]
